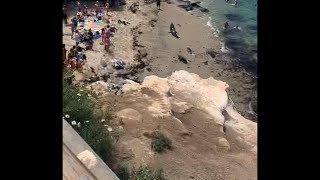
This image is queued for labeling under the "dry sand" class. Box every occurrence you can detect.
[63,1,257,119]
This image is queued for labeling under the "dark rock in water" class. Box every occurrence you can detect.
[191,2,201,7]
[206,48,217,58]
[178,4,193,11]
[203,61,208,65]
[199,7,209,12]
[138,49,148,57]
[178,55,188,64]
[146,67,152,72]
[225,13,243,21]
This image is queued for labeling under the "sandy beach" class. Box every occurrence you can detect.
[63,0,257,121]
[63,1,257,179]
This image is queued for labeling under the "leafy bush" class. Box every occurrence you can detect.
[63,79,114,163]
[151,131,172,153]
[131,166,166,180]
[114,165,130,180]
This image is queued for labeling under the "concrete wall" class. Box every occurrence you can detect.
[63,119,119,180]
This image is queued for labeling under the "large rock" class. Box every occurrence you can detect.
[215,137,230,152]
[224,105,257,152]
[168,70,229,125]
[73,71,86,82]
[86,81,109,95]
[117,108,142,126]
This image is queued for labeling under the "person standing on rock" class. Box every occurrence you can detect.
[156,0,161,10]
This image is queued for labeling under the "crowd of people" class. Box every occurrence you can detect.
[63,1,120,71]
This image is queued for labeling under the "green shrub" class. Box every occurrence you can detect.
[151,132,172,153]
[114,165,130,180]
[131,166,166,180]
[63,79,114,163]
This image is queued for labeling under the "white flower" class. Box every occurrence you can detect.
[71,121,77,125]
[107,127,113,132]
[64,114,70,119]
[104,124,108,127]
[85,121,90,123]
[77,93,82,96]
[101,119,106,122]
[77,122,81,128]
[87,94,92,97]
[80,89,84,92]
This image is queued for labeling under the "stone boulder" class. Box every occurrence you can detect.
[224,105,257,152]
[117,108,142,126]
[168,70,229,125]
[86,81,109,95]
[215,137,230,152]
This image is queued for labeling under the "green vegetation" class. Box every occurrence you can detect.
[63,77,114,163]
[114,166,166,180]
[151,131,172,153]
[114,165,131,180]
[131,166,166,180]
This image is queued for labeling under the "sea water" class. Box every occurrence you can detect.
[199,0,257,74]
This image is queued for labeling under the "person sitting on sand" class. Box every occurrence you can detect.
[156,0,161,10]
[77,12,85,22]
[69,57,77,69]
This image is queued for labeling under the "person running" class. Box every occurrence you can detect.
[156,0,161,10]
[63,5,68,24]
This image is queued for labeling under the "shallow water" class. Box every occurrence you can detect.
[196,0,257,74]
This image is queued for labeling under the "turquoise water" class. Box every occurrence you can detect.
[199,0,257,73]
